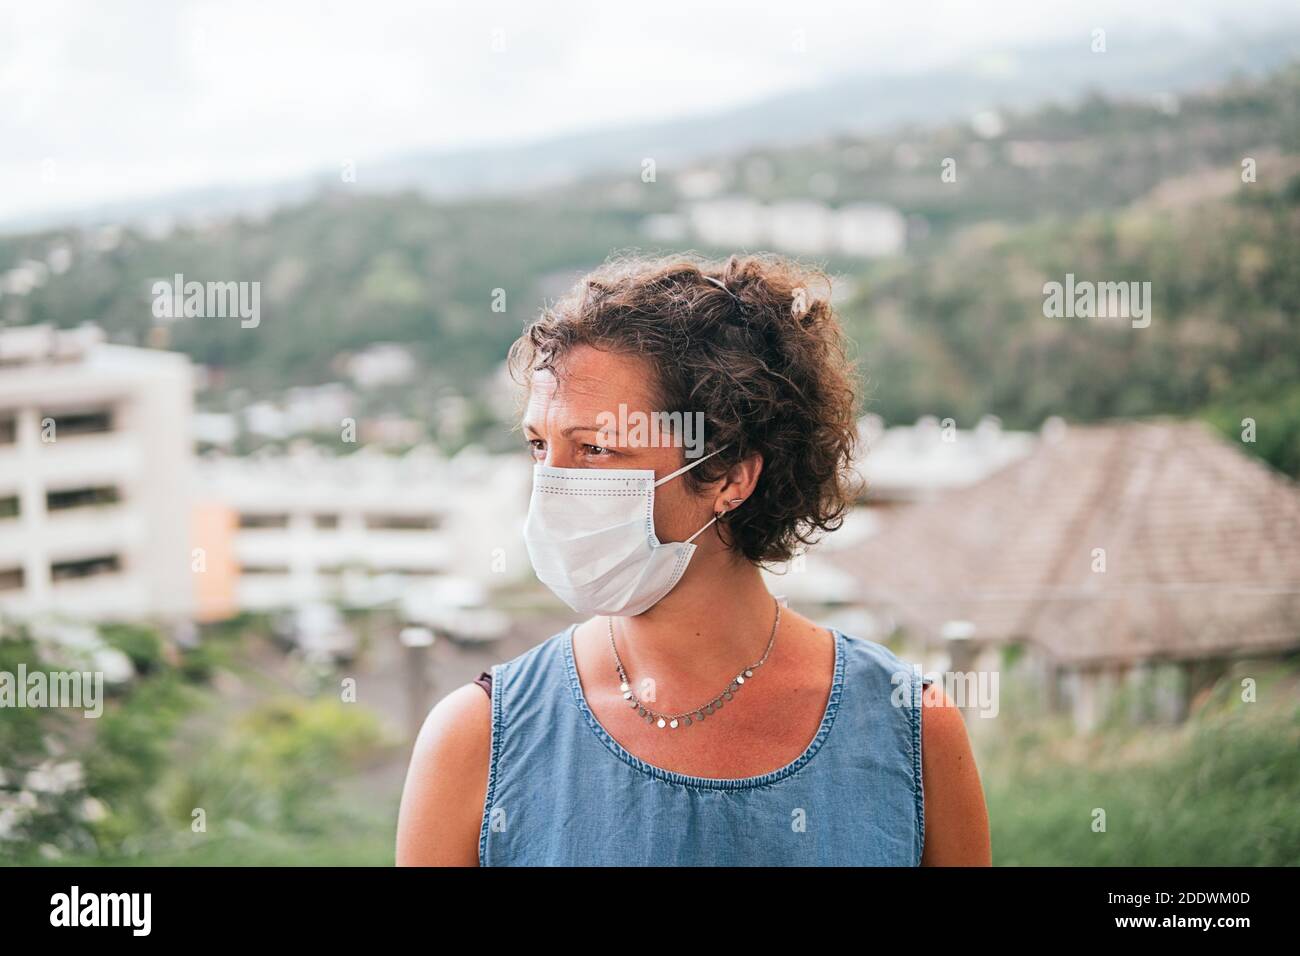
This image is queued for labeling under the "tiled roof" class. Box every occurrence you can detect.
[829,419,1300,665]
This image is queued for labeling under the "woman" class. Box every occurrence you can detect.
[396,253,991,866]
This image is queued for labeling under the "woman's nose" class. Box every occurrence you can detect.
[546,447,577,470]
[542,443,573,469]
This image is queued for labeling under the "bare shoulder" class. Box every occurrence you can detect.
[395,682,493,866]
[919,682,992,866]
[776,605,836,656]
[920,681,969,744]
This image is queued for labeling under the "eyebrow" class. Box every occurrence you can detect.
[522,422,618,439]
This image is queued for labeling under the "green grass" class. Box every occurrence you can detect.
[982,667,1300,865]
[25,806,398,867]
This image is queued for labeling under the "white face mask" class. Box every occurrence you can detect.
[523,445,730,617]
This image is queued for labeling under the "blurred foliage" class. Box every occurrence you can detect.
[6,612,1298,865]
[981,658,1300,865]
[0,631,50,767]
[98,622,166,675]
[1,619,395,865]
[844,175,1300,441]
[212,697,385,828]
[1201,384,1300,478]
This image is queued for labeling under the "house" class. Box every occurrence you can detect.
[830,419,1300,730]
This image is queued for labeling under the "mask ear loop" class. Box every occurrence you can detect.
[654,444,739,544]
[685,496,746,544]
[684,514,720,544]
[652,443,730,487]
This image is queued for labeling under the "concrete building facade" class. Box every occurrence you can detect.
[0,324,194,622]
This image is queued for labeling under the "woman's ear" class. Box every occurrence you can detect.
[713,453,762,515]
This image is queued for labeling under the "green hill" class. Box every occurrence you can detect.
[2,63,1297,472]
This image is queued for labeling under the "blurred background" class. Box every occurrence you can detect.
[1,0,1298,865]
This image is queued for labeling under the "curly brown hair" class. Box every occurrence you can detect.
[507,252,863,566]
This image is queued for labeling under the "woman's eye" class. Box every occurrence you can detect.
[582,444,612,457]
[527,438,545,456]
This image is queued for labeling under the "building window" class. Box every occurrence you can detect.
[0,415,15,445]
[0,495,18,520]
[240,564,291,575]
[51,554,121,582]
[43,409,113,437]
[364,513,440,531]
[46,485,121,512]
[0,566,23,591]
[313,514,340,529]
[238,513,290,529]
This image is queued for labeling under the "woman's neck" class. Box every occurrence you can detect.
[603,550,780,691]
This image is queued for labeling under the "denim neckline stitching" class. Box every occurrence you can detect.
[562,622,846,792]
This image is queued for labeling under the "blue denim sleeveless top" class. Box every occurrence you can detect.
[479,624,933,866]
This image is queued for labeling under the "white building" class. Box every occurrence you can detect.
[680,196,906,259]
[282,382,355,435]
[835,203,907,258]
[193,444,532,615]
[685,196,768,248]
[343,343,417,389]
[0,324,195,621]
[854,414,1037,504]
[768,200,836,255]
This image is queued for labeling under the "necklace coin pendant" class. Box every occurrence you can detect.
[605,599,780,739]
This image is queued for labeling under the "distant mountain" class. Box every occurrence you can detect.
[4,27,1297,234]
[361,28,1300,196]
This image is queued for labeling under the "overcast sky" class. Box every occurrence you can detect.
[2,0,1297,222]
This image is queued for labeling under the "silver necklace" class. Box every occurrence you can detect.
[607,598,781,730]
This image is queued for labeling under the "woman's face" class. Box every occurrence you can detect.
[522,343,722,546]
